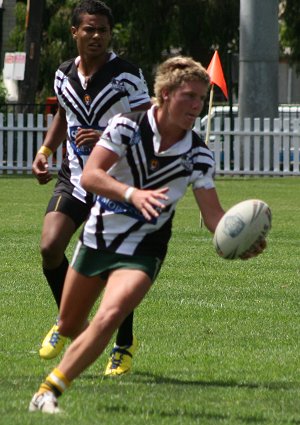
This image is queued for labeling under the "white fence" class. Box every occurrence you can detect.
[0,113,62,174]
[195,115,300,176]
[0,112,300,176]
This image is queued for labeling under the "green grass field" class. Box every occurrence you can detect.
[1,176,300,424]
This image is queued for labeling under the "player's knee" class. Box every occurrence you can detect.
[93,306,125,334]
[40,237,64,264]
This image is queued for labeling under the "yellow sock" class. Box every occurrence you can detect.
[38,368,71,397]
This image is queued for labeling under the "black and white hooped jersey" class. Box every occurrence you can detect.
[80,105,216,260]
[54,52,150,205]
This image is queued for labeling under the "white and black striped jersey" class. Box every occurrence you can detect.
[80,105,216,260]
[54,52,150,205]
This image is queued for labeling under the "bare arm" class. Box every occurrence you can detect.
[32,106,67,184]
[193,187,225,233]
[43,105,67,151]
[81,145,169,221]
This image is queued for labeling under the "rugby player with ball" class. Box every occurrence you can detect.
[29,55,267,414]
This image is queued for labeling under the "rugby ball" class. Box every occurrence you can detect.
[213,199,272,259]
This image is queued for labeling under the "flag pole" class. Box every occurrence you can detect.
[200,83,214,227]
[205,84,214,145]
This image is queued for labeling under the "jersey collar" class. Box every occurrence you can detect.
[74,51,116,67]
[147,105,193,155]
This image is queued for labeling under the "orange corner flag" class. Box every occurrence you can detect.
[207,50,228,99]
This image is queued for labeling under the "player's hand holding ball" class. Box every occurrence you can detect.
[239,237,267,260]
[213,199,271,260]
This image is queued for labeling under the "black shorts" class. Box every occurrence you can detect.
[45,194,91,230]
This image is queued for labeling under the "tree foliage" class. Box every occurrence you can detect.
[38,0,78,100]
[280,0,300,72]
[0,75,7,105]
[107,0,240,99]
[10,0,240,102]
[10,0,299,101]
[7,1,26,51]
[108,0,239,91]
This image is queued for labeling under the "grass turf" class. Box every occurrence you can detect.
[0,176,300,424]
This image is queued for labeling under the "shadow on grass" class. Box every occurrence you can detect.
[84,370,298,391]
[132,371,298,391]
[81,374,270,424]
[21,372,300,424]
[78,372,300,424]
[102,405,235,423]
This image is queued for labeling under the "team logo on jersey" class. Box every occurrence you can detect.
[181,152,194,172]
[111,78,127,94]
[84,94,91,106]
[149,159,159,171]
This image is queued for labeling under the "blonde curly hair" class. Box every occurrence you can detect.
[153,56,210,107]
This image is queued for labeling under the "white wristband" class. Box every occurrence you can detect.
[124,186,136,203]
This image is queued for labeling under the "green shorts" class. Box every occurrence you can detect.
[71,242,162,282]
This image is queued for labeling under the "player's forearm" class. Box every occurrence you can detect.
[81,168,130,202]
[42,112,67,153]
[194,187,225,233]
[203,210,225,233]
